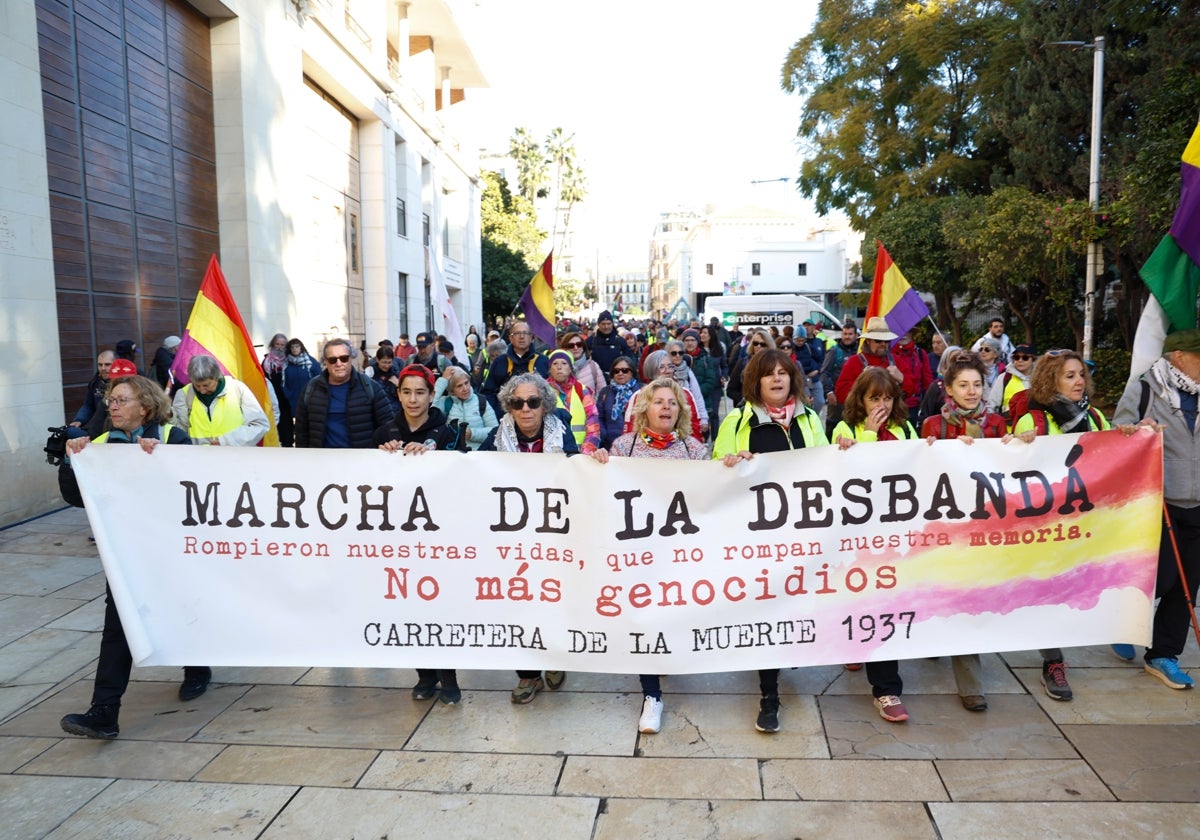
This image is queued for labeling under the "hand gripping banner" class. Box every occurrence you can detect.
[71,430,1162,672]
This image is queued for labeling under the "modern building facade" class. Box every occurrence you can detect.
[0,0,487,525]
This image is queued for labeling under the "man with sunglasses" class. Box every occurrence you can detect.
[990,342,1036,422]
[295,337,394,448]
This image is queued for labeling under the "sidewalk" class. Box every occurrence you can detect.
[1,508,1197,839]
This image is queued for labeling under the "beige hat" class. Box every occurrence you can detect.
[860,316,898,341]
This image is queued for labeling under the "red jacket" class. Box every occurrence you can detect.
[834,351,890,403]
[891,341,933,409]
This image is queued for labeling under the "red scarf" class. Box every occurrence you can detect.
[640,429,678,450]
[765,398,797,427]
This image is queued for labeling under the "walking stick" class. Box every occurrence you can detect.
[1161,502,1200,650]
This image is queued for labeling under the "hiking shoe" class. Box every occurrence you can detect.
[1111,644,1136,661]
[638,695,663,734]
[511,677,544,704]
[178,667,212,701]
[1042,661,1073,701]
[1145,658,1194,690]
[755,694,780,733]
[874,694,909,722]
[545,671,567,690]
[960,694,988,712]
[60,705,119,739]
[411,675,439,701]
[438,684,462,705]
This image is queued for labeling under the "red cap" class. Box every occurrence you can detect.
[109,360,138,379]
[397,364,436,388]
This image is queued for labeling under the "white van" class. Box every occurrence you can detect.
[701,294,844,331]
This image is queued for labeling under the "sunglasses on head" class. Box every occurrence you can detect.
[1044,349,1073,357]
[325,354,351,364]
[508,396,542,410]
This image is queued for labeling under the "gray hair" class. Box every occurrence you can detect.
[187,354,223,382]
[937,345,963,378]
[486,339,507,356]
[642,349,670,381]
[447,366,471,389]
[497,372,556,416]
[321,337,355,360]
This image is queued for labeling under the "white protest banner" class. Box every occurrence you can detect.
[71,430,1162,673]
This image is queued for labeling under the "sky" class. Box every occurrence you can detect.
[459,1,822,271]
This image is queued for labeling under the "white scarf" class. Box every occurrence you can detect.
[1150,356,1200,412]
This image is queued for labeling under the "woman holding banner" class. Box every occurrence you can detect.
[59,375,201,740]
[714,348,828,734]
[478,373,577,703]
[831,366,919,723]
[171,354,270,447]
[605,377,709,734]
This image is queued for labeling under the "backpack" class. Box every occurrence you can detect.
[441,392,487,420]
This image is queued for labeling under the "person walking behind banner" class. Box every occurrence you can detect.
[374,364,466,704]
[546,349,602,454]
[834,317,904,405]
[832,367,918,722]
[921,351,1011,711]
[432,366,498,451]
[560,330,606,395]
[1112,329,1200,689]
[261,333,294,446]
[715,348,829,733]
[726,327,774,407]
[480,323,550,415]
[478,373,577,703]
[821,320,859,437]
[171,355,270,447]
[295,338,394,449]
[59,375,202,739]
[601,378,708,733]
[1012,348,1113,702]
[596,357,642,449]
[70,350,115,438]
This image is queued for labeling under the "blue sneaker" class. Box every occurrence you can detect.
[1111,644,1135,661]
[1144,658,1194,689]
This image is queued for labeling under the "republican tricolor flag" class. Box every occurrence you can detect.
[866,241,930,338]
[518,253,556,347]
[170,255,279,446]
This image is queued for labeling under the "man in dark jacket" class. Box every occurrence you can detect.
[295,337,394,448]
[587,310,626,380]
[480,323,550,414]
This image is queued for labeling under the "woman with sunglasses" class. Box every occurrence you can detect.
[478,373,576,703]
[989,343,1036,424]
[634,350,704,440]
[715,348,828,734]
[374,364,467,704]
[559,331,605,395]
[920,351,1010,711]
[664,340,709,436]
[596,356,642,449]
[975,336,1004,391]
[546,349,602,454]
[726,327,775,407]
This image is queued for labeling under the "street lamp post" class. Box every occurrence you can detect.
[1048,36,1105,360]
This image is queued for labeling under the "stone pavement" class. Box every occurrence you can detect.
[1,508,1197,839]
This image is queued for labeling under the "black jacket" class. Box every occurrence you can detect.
[295,369,394,448]
[371,407,464,451]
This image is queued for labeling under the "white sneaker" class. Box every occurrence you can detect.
[638,695,663,733]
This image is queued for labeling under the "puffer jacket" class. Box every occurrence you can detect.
[295,369,394,448]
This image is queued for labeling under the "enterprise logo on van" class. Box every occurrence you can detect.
[722,311,792,328]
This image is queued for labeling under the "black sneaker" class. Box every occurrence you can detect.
[1042,660,1073,701]
[412,675,440,701]
[755,694,780,733]
[61,705,119,739]
[179,667,212,701]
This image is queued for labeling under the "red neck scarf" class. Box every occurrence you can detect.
[765,398,797,427]
[640,429,678,450]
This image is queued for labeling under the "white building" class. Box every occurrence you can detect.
[677,206,863,317]
[0,0,488,525]
[602,270,650,316]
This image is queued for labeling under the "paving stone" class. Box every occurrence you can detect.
[44,779,294,839]
[1062,724,1200,802]
[359,750,563,795]
[594,799,938,839]
[762,758,947,801]
[0,552,99,597]
[196,744,377,787]
[298,666,415,689]
[193,684,426,750]
[0,774,110,839]
[0,594,88,647]
[260,787,599,838]
[0,735,57,773]
[929,802,1200,839]
[825,653,1026,695]
[45,597,104,632]
[637,692,828,759]
[935,759,1114,801]
[134,665,311,686]
[559,755,760,799]
[0,531,99,557]
[51,572,107,602]
[0,627,97,685]
[21,737,223,781]
[0,683,55,722]
[1013,666,1199,724]
[1000,644,1200,669]
[822,694,1077,760]
[406,687,636,755]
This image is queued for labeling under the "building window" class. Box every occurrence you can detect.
[396,198,407,237]
[349,214,359,272]
[422,213,431,246]
[751,263,761,276]
[705,263,713,275]
[798,263,807,276]
[397,272,409,329]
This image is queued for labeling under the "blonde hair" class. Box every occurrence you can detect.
[629,377,692,439]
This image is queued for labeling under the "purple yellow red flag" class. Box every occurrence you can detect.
[866,241,930,338]
[171,255,279,446]
[519,253,556,347]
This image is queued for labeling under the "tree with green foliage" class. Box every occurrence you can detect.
[480,171,545,323]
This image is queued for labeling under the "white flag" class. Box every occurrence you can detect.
[426,246,464,354]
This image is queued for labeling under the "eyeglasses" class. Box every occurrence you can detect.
[779,344,793,351]
[105,397,137,407]
[511,330,531,337]
[566,341,583,349]
[507,396,543,410]
[978,346,996,353]
[612,367,632,375]
[750,341,767,348]
[325,354,351,364]
[1011,354,1033,361]
[669,350,683,356]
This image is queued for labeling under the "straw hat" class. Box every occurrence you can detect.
[860,317,898,341]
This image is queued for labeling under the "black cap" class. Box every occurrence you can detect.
[416,331,436,347]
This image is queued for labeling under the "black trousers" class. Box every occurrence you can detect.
[1147,503,1200,661]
